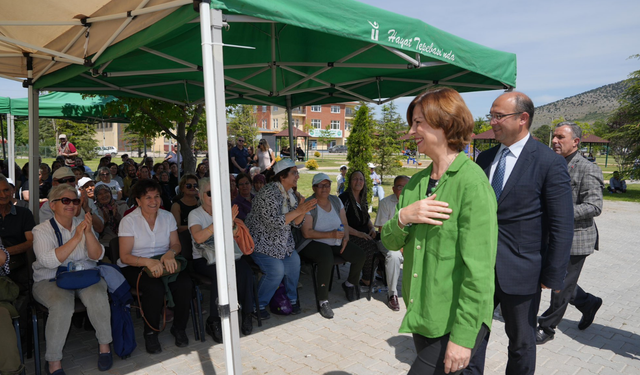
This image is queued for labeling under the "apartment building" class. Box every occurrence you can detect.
[253,102,358,150]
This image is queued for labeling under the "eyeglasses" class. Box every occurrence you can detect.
[99,173,110,176]
[316,183,331,189]
[186,183,198,189]
[237,140,245,143]
[238,182,251,186]
[56,177,76,184]
[51,197,81,206]
[486,112,523,121]
[205,191,211,197]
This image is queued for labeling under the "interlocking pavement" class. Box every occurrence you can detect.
[21,200,640,374]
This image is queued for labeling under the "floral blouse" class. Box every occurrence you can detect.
[245,182,302,259]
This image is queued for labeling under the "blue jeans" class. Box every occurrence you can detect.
[251,251,300,310]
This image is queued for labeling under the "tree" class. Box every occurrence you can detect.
[473,116,491,135]
[227,105,259,149]
[533,124,552,146]
[372,101,404,184]
[317,125,334,153]
[54,119,99,160]
[346,103,373,201]
[101,97,204,173]
[605,55,640,178]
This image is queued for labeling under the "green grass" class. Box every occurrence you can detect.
[603,184,640,202]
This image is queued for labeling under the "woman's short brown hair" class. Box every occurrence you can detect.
[406,87,474,152]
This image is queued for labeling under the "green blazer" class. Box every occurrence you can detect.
[381,153,498,348]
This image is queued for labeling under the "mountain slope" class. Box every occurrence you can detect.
[531,81,627,130]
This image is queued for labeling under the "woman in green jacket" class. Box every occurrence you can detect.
[381,87,498,375]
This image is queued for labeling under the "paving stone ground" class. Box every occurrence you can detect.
[20,200,640,374]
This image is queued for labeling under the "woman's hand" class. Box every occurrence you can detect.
[161,251,178,274]
[147,258,164,278]
[333,230,345,240]
[74,220,88,239]
[297,198,317,215]
[443,341,471,374]
[231,204,239,221]
[400,194,452,226]
[368,227,377,239]
[83,212,93,234]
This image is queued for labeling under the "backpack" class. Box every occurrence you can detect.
[293,194,343,252]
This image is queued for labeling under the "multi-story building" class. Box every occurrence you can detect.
[253,102,358,150]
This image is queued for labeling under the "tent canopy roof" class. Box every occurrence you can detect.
[0,97,10,114]
[7,91,125,122]
[0,0,516,108]
[274,127,311,138]
[581,134,609,144]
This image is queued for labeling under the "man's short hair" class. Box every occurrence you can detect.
[556,121,582,145]
[513,93,535,128]
[393,175,410,186]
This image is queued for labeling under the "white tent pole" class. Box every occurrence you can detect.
[7,114,15,182]
[200,3,242,374]
[0,36,85,65]
[27,59,40,222]
[271,24,277,94]
[287,95,294,162]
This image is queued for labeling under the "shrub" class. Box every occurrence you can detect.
[274,156,282,162]
[314,151,321,158]
[305,159,319,170]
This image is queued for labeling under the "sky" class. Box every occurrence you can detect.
[0,0,639,122]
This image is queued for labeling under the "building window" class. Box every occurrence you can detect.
[294,118,300,127]
[331,105,341,114]
[262,119,267,129]
[253,105,257,112]
[345,121,352,131]
[311,119,321,129]
[345,107,354,116]
[262,105,267,112]
[273,118,279,129]
[311,105,321,112]
[331,120,340,130]
[272,106,278,112]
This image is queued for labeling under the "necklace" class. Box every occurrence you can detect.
[431,152,459,180]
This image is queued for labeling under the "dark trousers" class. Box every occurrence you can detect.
[409,324,489,375]
[349,236,378,282]
[121,266,193,334]
[538,255,597,333]
[466,279,540,375]
[298,240,365,301]
[192,257,254,320]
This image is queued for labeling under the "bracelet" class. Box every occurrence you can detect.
[136,256,140,266]
[398,208,412,227]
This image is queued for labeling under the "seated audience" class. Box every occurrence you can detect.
[196,163,208,180]
[158,170,176,209]
[189,178,254,341]
[169,164,180,191]
[118,179,192,354]
[231,173,253,221]
[252,174,266,195]
[5,178,28,208]
[0,244,24,375]
[171,174,200,232]
[245,159,316,320]
[298,173,365,318]
[77,177,104,235]
[339,171,379,292]
[39,168,82,223]
[229,174,238,201]
[95,167,122,201]
[94,184,127,247]
[608,171,627,193]
[108,163,123,188]
[374,175,410,311]
[32,185,113,374]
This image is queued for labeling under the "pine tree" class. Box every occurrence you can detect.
[372,101,405,184]
[346,104,373,201]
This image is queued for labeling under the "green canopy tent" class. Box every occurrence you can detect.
[0,1,516,372]
[0,97,10,162]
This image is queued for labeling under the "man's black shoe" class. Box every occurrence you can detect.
[170,326,189,348]
[144,332,162,354]
[206,318,223,343]
[578,297,603,330]
[535,328,554,345]
[241,314,253,336]
[342,282,357,302]
[291,300,302,315]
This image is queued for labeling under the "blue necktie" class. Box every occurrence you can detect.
[491,148,510,200]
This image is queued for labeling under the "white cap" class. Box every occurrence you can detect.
[273,159,296,175]
[78,177,94,188]
[6,178,14,186]
[368,162,376,168]
[312,173,331,186]
[59,134,67,139]
[339,165,347,170]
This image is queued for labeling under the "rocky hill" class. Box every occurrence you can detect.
[531,81,627,130]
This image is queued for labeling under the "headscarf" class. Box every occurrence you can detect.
[95,184,122,235]
[275,181,297,214]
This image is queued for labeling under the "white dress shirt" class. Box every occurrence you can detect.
[117,207,177,267]
[488,133,531,189]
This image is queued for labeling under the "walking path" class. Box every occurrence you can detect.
[22,200,640,374]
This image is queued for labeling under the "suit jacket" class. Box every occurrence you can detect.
[567,152,603,255]
[477,136,573,295]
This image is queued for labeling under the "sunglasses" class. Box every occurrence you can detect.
[205,191,211,197]
[56,177,76,184]
[52,197,81,206]
[186,183,198,189]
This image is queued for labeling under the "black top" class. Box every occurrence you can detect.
[174,199,199,226]
[0,206,36,249]
[338,192,370,233]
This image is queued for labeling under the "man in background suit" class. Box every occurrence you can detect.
[468,92,574,375]
[536,122,604,344]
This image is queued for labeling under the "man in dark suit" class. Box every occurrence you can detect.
[536,122,604,344]
[468,92,574,375]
